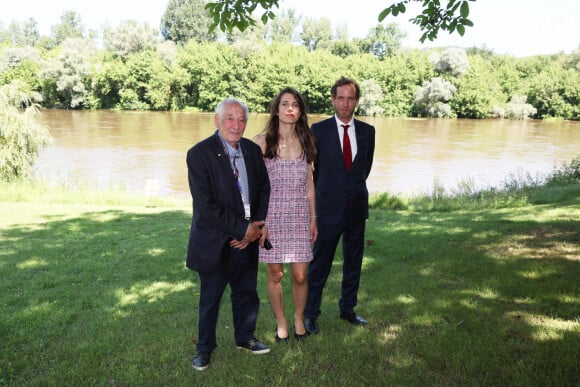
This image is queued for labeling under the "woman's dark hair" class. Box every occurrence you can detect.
[263,87,317,163]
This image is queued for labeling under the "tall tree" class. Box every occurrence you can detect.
[21,18,40,47]
[40,38,95,108]
[300,17,333,52]
[51,11,84,45]
[3,18,41,47]
[161,0,217,44]
[266,8,300,43]
[357,23,406,59]
[103,21,159,59]
[5,22,23,46]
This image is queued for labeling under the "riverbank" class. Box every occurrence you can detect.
[1,175,578,385]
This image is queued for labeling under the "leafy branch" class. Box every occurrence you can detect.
[205,0,475,42]
[379,0,475,42]
[205,0,279,32]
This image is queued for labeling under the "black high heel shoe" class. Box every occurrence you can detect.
[294,322,308,341]
[275,327,289,343]
[294,331,308,341]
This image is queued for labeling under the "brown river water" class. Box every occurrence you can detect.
[35,110,580,199]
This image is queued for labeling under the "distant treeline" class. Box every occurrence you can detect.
[1,9,579,120]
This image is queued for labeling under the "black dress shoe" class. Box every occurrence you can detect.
[236,338,270,354]
[304,318,319,334]
[192,351,210,371]
[340,311,368,326]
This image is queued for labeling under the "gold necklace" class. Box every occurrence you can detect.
[279,136,296,148]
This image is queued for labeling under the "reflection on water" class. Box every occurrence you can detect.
[36,110,580,198]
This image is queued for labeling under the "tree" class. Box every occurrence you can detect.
[331,40,360,58]
[450,54,504,118]
[103,21,159,59]
[204,0,475,43]
[2,19,40,47]
[265,8,300,43]
[505,95,537,119]
[0,47,42,93]
[21,18,40,47]
[358,79,385,116]
[161,0,217,44]
[0,80,51,181]
[357,23,406,59]
[40,38,96,108]
[432,47,469,76]
[414,76,457,117]
[51,11,84,45]
[300,17,333,52]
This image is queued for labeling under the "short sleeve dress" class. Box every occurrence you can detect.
[259,153,313,264]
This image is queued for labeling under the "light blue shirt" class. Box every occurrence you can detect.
[219,135,250,209]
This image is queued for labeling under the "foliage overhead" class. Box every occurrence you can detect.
[205,0,475,42]
[205,0,279,33]
[380,0,475,42]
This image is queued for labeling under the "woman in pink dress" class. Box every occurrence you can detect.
[254,87,318,342]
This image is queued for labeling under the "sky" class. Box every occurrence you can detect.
[2,0,578,57]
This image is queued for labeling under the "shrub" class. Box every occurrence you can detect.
[0,81,52,181]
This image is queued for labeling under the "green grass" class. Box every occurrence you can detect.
[1,173,579,385]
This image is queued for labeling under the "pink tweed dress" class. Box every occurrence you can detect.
[259,154,313,264]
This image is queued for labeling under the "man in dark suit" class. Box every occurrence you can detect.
[186,98,271,371]
[305,77,375,334]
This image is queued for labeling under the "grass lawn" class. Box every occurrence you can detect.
[0,180,579,386]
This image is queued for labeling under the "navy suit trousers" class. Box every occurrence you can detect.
[305,216,366,319]
[196,248,259,353]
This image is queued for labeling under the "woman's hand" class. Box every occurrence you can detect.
[310,217,318,245]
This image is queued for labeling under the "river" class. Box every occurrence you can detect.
[35,110,580,199]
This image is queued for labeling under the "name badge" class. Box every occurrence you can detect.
[244,203,251,219]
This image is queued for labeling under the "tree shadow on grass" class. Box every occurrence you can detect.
[353,206,580,385]
[1,204,578,385]
[0,208,198,384]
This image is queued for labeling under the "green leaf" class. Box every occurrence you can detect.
[463,18,474,27]
[457,24,465,36]
[460,1,470,18]
[449,20,457,33]
[378,8,392,22]
[449,0,461,13]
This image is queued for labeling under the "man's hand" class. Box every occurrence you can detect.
[229,220,265,249]
[245,220,265,242]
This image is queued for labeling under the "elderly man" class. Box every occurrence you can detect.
[186,98,271,371]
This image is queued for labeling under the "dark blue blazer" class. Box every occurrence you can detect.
[185,133,270,274]
[312,117,375,224]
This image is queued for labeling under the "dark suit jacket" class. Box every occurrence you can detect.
[185,132,270,274]
[312,117,375,225]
